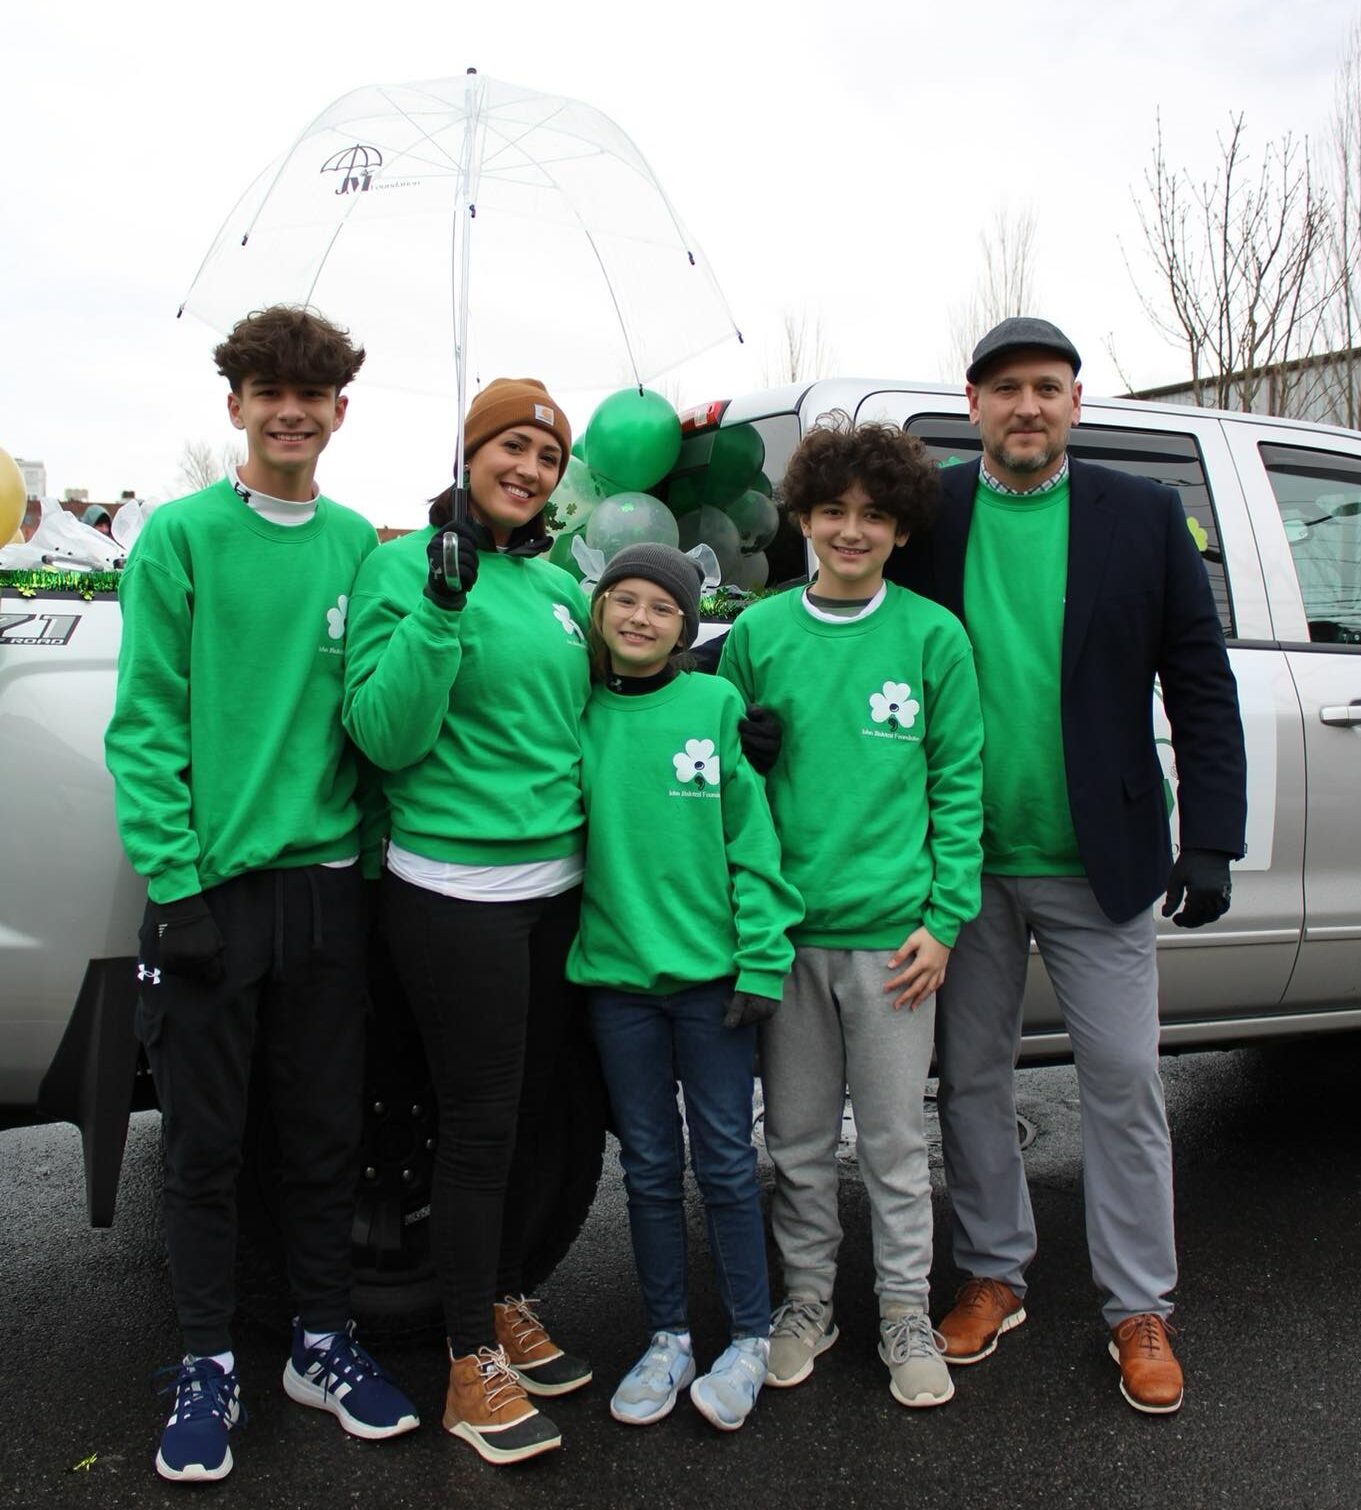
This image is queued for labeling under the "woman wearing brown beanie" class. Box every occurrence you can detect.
[343,378,592,1464]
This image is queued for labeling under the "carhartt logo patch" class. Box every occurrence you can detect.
[534,404,555,426]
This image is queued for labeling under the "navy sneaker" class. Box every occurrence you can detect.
[282,1321,420,1440]
[154,1356,242,1482]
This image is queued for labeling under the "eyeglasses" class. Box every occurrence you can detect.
[602,590,681,624]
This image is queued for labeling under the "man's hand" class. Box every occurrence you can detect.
[1161,848,1233,929]
[722,990,778,1029]
[884,927,950,1010]
[737,704,782,775]
[151,894,226,984]
[424,520,480,610]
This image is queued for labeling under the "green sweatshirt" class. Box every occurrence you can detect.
[104,478,379,903]
[343,528,591,863]
[963,476,1084,875]
[566,672,803,1000]
[719,585,984,949]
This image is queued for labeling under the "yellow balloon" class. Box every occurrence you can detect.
[8,528,23,545]
[0,447,25,543]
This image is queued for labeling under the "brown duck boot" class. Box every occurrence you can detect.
[936,1278,1026,1365]
[443,1345,562,1464]
[495,1295,592,1397]
[1108,1314,1184,1414]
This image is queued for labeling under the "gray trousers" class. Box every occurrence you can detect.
[936,875,1175,1325]
[761,947,936,1311]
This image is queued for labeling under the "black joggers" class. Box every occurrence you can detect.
[135,864,367,1356]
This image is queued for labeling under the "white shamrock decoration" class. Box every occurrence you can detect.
[326,594,349,640]
[673,737,720,788]
[869,680,919,730]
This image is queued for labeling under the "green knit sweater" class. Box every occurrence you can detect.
[343,527,591,864]
[719,585,984,949]
[566,672,803,999]
[105,478,379,903]
[963,476,1083,875]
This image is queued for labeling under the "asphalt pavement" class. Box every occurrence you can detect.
[4,1038,1360,1510]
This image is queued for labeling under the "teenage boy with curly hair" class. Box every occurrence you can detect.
[106,305,418,1483]
[719,417,984,1409]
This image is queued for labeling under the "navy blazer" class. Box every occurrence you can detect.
[891,457,1247,924]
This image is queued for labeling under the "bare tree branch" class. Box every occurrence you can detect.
[943,205,1040,377]
[761,310,837,386]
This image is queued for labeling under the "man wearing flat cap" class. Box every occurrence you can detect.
[896,317,1246,1414]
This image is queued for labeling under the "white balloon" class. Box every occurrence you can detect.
[585,492,679,559]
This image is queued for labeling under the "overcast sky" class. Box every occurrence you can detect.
[4,0,1356,527]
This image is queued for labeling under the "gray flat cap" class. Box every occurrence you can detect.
[966,317,1081,383]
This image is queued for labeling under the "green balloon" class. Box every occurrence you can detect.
[584,389,682,494]
[724,489,779,552]
[702,424,765,505]
[585,492,680,559]
[677,505,742,584]
[547,523,587,578]
[571,435,587,460]
[547,455,612,533]
[750,470,774,498]
[666,473,705,516]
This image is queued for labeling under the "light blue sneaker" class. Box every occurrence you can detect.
[690,1336,770,1432]
[610,1332,696,1426]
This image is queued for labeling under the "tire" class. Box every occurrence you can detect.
[237,932,607,1340]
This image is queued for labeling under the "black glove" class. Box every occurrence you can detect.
[722,990,778,1029]
[424,520,480,610]
[738,703,782,775]
[1161,848,1233,929]
[152,894,226,984]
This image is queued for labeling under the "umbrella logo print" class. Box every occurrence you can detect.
[321,145,383,196]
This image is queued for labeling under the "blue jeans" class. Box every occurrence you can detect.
[589,982,770,1340]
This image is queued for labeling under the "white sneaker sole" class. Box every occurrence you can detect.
[765,1322,840,1387]
[944,1306,1026,1365]
[690,1377,756,1432]
[282,1361,420,1440]
[155,1446,233,1482]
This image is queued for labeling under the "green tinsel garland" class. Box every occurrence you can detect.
[0,569,121,599]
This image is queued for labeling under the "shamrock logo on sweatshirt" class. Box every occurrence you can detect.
[553,603,585,642]
[673,738,720,790]
[869,680,919,733]
[326,594,349,641]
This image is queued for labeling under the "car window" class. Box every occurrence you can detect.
[1258,442,1361,645]
[904,415,1235,638]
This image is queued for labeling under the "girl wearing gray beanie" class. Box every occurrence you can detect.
[568,543,804,1432]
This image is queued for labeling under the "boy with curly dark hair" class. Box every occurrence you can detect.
[106,305,418,1483]
[719,415,984,1410]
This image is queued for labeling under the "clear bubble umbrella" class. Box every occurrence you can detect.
[178,69,743,511]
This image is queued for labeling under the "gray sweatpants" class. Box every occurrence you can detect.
[760,946,936,1311]
[936,875,1175,1325]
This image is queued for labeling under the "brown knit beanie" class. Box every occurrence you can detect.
[464,378,572,482]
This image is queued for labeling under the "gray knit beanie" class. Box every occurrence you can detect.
[593,543,705,649]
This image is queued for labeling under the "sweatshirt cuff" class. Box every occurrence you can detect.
[147,865,203,905]
[735,968,787,1001]
[414,592,466,641]
[921,909,964,949]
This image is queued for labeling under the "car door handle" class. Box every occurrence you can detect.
[1319,700,1361,726]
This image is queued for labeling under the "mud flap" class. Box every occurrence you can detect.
[36,957,140,1227]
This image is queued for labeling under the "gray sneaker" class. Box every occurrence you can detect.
[878,1308,955,1408]
[766,1296,839,1387]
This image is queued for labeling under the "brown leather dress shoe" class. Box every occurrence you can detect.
[1108,1314,1184,1414]
[937,1277,1026,1364]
